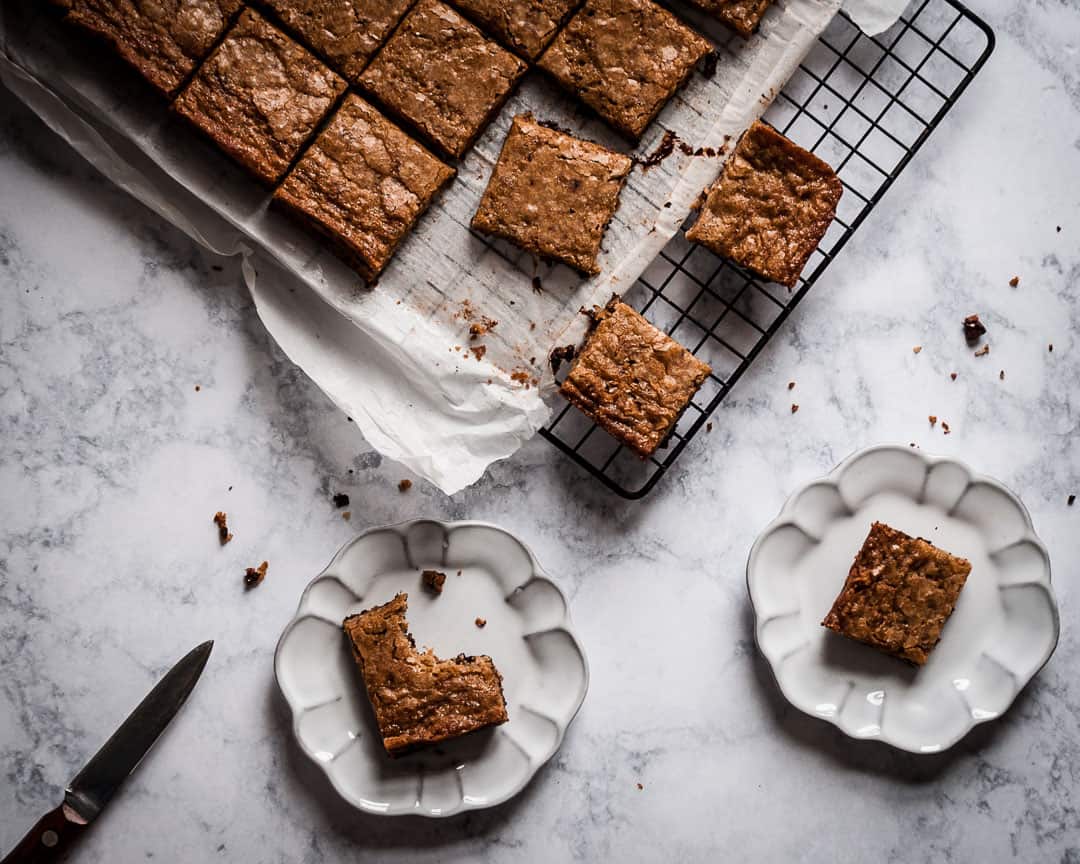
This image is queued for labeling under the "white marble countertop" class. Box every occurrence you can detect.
[1,2,1078,861]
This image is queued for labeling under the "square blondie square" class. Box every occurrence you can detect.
[65,0,242,96]
[686,121,842,288]
[260,0,414,82]
[687,0,773,38]
[358,0,528,159]
[173,8,347,184]
[449,0,580,61]
[343,593,508,757]
[537,0,711,140]
[822,522,972,666]
[471,113,632,275]
[274,94,455,280]
[560,298,711,457]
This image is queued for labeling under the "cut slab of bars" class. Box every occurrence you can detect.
[686,120,842,288]
[172,7,346,184]
[358,0,528,159]
[65,0,242,96]
[536,0,711,139]
[274,94,455,280]
[471,113,633,276]
[448,0,581,61]
[686,0,773,38]
[260,0,413,82]
[822,521,972,666]
[560,298,711,457]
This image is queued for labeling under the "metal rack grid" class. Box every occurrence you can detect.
[540,0,995,499]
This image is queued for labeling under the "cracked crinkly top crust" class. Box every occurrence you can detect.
[537,0,711,139]
[358,0,528,158]
[684,0,772,37]
[342,593,509,756]
[685,121,842,288]
[560,299,711,457]
[449,0,581,61]
[172,8,346,184]
[471,113,632,275]
[274,94,455,279]
[66,0,243,95]
[822,522,972,666]
[260,0,413,82]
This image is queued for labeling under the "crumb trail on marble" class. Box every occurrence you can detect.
[333,492,350,508]
[244,561,268,589]
[213,511,233,545]
[399,479,412,492]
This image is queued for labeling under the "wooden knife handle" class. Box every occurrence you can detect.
[2,805,85,863]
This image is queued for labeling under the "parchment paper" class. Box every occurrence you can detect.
[0,0,903,493]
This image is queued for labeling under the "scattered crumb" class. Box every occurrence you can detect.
[511,369,537,388]
[950,372,958,381]
[211,264,223,272]
[228,485,233,491]
[332,492,350,508]
[909,442,917,448]
[641,129,678,170]
[706,422,713,432]
[999,370,1005,380]
[342,511,351,521]
[974,344,990,357]
[213,511,233,545]
[702,48,718,78]
[550,344,577,375]
[347,417,353,422]
[347,469,353,475]
[474,617,486,628]
[942,421,951,435]
[790,403,799,414]
[469,316,498,340]
[963,314,986,344]
[929,415,938,426]
[1049,343,1054,352]
[1069,494,1075,506]
[422,569,447,595]
[532,276,543,294]
[636,783,644,791]
[529,321,536,331]
[787,381,795,390]
[1057,226,1062,232]
[194,384,201,392]
[398,479,412,492]
[471,345,487,361]
[244,561,268,590]
[1009,276,1020,287]
[912,345,922,354]
[457,569,462,576]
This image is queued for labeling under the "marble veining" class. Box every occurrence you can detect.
[1,1,1079,861]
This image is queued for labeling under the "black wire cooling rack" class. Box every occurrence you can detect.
[541,0,995,499]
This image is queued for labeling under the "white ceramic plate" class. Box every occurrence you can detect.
[747,445,1059,754]
[275,520,588,816]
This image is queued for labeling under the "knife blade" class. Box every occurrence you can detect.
[2,640,213,864]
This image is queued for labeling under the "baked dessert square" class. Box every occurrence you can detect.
[449,0,580,61]
[822,522,972,666]
[560,298,711,457]
[343,593,509,756]
[358,0,528,159]
[536,0,711,140]
[686,120,843,288]
[686,0,773,38]
[260,0,413,82]
[65,0,242,96]
[172,8,347,184]
[471,113,632,275]
[274,94,454,279]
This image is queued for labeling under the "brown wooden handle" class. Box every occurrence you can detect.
[1,805,85,864]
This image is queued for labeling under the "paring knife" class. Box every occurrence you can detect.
[2,640,214,864]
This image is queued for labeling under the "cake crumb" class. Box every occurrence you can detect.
[963,314,986,344]
[1009,276,1020,287]
[399,479,412,492]
[474,617,486,628]
[532,276,543,294]
[1049,343,1054,352]
[787,381,795,390]
[468,316,498,340]
[791,403,799,414]
[974,344,990,357]
[1068,494,1075,506]
[244,561,268,589]
[928,415,937,426]
[636,782,644,791]
[333,492,350,508]
[457,569,462,576]
[195,384,201,392]
[706,422,713,432]
[950,372,958,381]
[912,345,922,354]
[909,442,917,448]
[213,511,233,545]
[999,370,1005,380]
[471,345,487,361]
[550,344,577,375]
[342,511,351,521]
[942,421,951,435]
[422,569,447,594]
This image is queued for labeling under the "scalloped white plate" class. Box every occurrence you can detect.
[274,520,588,816]
[747,445,1059,753]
